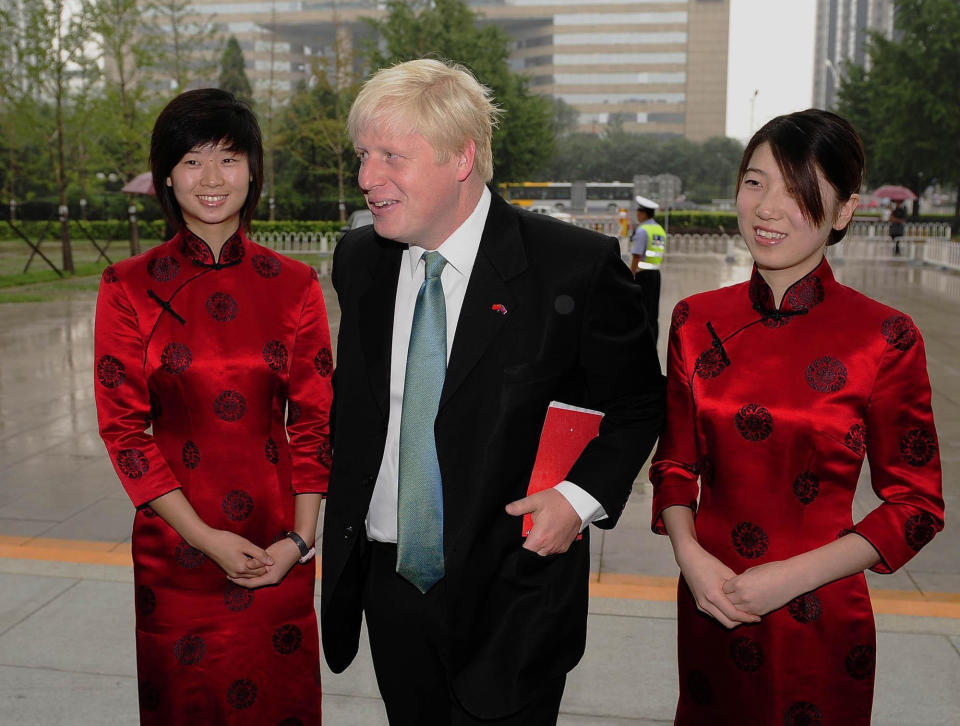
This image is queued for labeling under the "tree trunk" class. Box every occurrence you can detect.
[78,139,88,221]
[266,5,276,221]
[954,187,959,234]
[7,118,14,222]
[55,45,74,274]
[128,194,140,255]
[337,155,346,222]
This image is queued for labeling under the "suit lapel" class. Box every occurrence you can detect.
[358,236,404,419]
[440,194,527,410]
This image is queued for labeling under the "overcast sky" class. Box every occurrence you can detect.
[725,0,818,141]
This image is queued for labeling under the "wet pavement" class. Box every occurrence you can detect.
[0,256,958,724]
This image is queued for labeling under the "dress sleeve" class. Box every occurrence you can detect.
[94,272,182,507]
[285,272,333,495]
[649,302,701,534]
[854,319,944,573]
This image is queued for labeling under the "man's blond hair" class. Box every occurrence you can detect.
[348,58,502,183]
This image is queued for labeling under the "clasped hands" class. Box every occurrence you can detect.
[197,528,302,589]
[506,488,582,556]
[679,543,805,629]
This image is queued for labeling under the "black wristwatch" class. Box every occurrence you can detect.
[285,531,316,564]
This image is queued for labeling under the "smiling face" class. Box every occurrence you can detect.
[166,141,250,242]
[737,142,857,297]
[353,124,478,250]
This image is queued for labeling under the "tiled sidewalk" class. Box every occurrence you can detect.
[1,257,958,723]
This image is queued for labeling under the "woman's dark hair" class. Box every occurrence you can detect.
[737,109,865,245]
[150,88,263,232]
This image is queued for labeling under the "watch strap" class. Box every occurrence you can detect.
[285,530,310,557]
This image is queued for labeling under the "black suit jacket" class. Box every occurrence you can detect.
[320,192,664,718]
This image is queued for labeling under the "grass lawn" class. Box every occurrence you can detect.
[0,236,161,303]
[0,237,326,303]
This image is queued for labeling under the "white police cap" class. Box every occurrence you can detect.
[635,195,659,210]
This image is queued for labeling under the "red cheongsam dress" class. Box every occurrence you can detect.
[94,229,332,725]
[650,259,944,725]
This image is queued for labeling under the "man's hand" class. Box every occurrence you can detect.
[229,537,301,589]
[505,488,582,556]
[197,528,274,579]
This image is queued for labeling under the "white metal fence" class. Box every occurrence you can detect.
[251,218,960,276]
[847,221,952,240]
[920,238,960,271]
[249,230,338,256]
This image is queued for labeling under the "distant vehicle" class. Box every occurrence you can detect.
[504,182,572,211]
[338,209,374,241]
[501,181,634,213]
[583,182,634,212]
[529,206,574,224]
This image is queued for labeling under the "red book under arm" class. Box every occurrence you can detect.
[523,401,604,537]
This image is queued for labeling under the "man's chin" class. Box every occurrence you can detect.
[371,219,405,244]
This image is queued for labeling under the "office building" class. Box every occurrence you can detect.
[149,1,730,140]
[813,0,896,109]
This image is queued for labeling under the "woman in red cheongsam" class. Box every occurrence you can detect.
[94,89,330,724]
[651,109,943,725]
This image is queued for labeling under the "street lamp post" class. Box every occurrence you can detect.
[824,59,841,108]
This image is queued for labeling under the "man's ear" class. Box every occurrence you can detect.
[456,139,477,182]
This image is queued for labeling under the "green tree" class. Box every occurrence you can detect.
[534,131,742,203]
[21,0,94,273]
[90,1,159,177]
[0,0,31,216]
[551,97,579,139]
[837,0,960,219]
[146,0,220,92]
[0,0,51,215]
[275,30,363,221]
[363,0,554,184]
[218,36,252,102]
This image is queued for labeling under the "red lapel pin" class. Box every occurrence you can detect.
[491,304,508,316]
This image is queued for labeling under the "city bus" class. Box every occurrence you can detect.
[585,181,634,211]
[501,181,635,213]
[501,182,572,210]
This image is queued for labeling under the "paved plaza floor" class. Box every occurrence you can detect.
[0,255,958,724]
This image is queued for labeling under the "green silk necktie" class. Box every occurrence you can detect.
[396,250,447,592]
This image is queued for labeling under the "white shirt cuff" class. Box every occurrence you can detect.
[554,480,608,532]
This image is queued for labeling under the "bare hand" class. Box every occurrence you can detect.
[723,560,803,617]
[505,488,582,556]
[198,529,274,579]
[230,538,301,589]
[676,543,761,629]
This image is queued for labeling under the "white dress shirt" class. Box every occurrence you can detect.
[366,186,606,542]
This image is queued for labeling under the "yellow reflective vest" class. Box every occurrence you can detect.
[636,219,666,267]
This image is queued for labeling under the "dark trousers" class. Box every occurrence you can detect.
[634,268,661,344]
[362,541,566,725]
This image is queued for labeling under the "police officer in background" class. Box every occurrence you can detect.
[629,195,666,343]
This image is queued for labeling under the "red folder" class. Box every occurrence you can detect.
[523,401,604,537]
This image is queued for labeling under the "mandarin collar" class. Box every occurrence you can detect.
[748,256,834,320]
[178,227,246,269]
